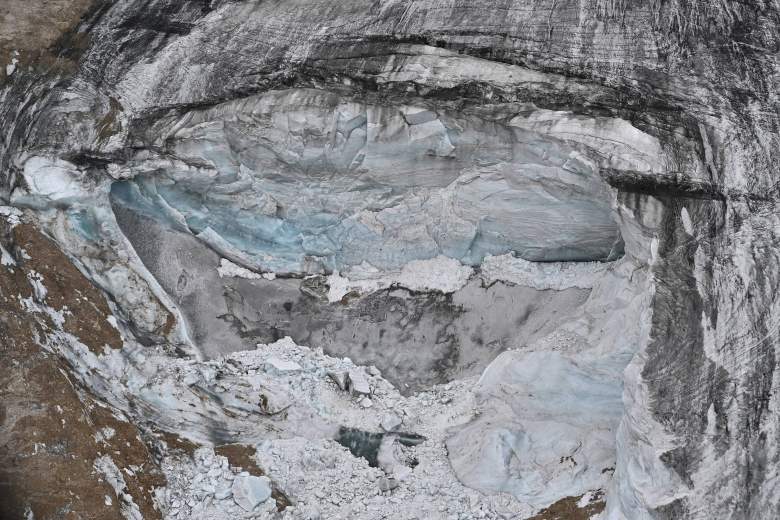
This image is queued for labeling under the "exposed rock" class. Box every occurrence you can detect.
[327,370,349,391]
[527,491,606,520]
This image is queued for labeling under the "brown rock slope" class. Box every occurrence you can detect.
[0,219,164,520]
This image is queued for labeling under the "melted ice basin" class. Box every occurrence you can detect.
[111,88,624,275]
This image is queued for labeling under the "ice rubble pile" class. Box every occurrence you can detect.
[161,447,276,520]
[91,251,644,519]
[145,337,535,519]
[2,170,652,519]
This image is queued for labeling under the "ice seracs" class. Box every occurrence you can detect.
[108,88,628,276]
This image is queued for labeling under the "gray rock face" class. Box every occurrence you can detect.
[1,1,779,519]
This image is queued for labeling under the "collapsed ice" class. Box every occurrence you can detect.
[231,475,272,511]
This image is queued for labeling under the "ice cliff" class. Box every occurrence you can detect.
[1,1,779,519]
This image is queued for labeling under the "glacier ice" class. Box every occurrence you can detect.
[109,89,625,275]
[447,350,622,508]
[1,0,777,516]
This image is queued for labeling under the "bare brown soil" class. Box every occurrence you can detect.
[157,430,201,458]
[12,223,123,353]
[0,219,164,520]
[527,491,606,520]
[215,443,292,511]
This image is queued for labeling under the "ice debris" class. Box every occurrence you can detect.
[480,253,611,290]
[347,369,371,397]
[264,357,303,375]
[380,413,402,432]
[232,475,272,511]
[217,258,262,279]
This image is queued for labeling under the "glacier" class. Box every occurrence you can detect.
[108,88,625,275]
[0,0,778,519]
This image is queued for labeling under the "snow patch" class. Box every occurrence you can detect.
[94,455,143,520]
[26,270,47,301]
[577,491,596,508]
[94,426,116,443]
[0,243,16,268]
[216,258,263,279]
[18,294,66,328]
[6,51,19,76]
[681,207,694,236]
[480,253,611,290]
[327,255,473,302]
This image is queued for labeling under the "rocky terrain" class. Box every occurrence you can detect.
[1,1,779,519]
